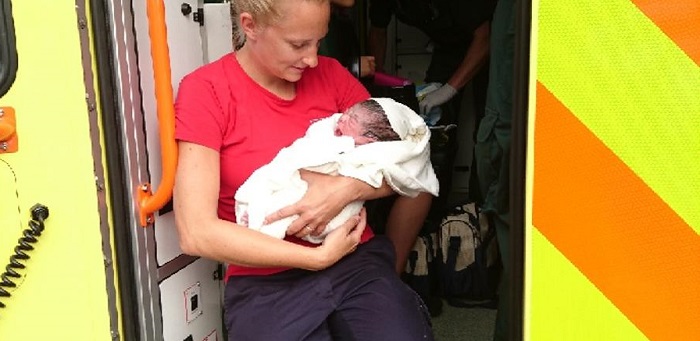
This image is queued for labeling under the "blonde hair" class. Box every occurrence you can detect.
[230,0,328,50]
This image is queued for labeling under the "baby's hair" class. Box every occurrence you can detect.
[230,0,329,49]
[358,99,401,142]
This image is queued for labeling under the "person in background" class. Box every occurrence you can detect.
[368,0,494,122]
[175,0,435,340]
[321,0,376,78]
[475,0,517,339]
[368,0,495,216]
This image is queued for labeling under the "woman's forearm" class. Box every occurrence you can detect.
[175,213,331,270]
[345,175,395,201]
[447,21,491,90]
[175,142,340,271]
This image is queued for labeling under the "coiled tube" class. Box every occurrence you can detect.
[0,204,49,310]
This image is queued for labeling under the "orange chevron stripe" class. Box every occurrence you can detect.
[532,81,700,340]
[632,0,700,66]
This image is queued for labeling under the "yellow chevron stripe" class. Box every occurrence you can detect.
[537,0,700,233]
[530,229,648,341]
[532,82,700,339]
[633,0,700,67]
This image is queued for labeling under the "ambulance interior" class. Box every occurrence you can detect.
[2,1,696,340]
[0,1,530,340]
[133,1,525,339]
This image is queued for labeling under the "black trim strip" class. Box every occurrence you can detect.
[0,0,18,98]
[156,254,199,283]
[88,0,140,340]
[510,0,532,339]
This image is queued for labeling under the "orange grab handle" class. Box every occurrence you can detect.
[138,0,178,227]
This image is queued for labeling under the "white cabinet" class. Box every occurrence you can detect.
[393,20,431,84]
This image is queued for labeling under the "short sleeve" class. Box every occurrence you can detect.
[174,74,230,151]
[319,57,370,112]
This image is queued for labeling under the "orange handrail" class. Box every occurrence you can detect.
[137,0,178,227]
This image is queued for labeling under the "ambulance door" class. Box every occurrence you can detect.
[0,1,119,340]
[525,1,700,340]
[102,0,233,340]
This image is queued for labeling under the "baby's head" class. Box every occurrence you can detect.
[335,99,401,145]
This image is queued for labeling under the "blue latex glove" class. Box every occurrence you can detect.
[419,83,458,115]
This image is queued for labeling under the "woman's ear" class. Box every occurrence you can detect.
[239,12,259,41]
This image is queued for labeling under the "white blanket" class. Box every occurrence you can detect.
[235,99,439,243]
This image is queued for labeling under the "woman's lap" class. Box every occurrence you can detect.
[224,236,434,341]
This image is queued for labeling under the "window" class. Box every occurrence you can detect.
[0,0,18,98]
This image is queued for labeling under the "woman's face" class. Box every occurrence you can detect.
[252,0,330,83]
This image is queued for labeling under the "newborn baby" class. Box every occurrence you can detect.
[235,97,439,243]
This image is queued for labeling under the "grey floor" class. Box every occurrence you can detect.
[431,301,497,341]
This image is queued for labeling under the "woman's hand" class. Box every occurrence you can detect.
[312,208,366,269]
[264,170,365,236]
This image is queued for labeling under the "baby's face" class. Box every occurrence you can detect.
[335,105,376,145]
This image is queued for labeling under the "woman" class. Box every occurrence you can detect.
[173,0,435,340]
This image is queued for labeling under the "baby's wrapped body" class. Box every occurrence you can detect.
[235,98,439,243]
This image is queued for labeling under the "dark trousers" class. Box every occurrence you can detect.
[224,236,435,341]
[476,0,517,339]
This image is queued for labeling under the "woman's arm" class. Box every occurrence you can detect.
[174,141,364,270]
[264,169,394,236]
[446,21,491,90]
[418,21,491,114]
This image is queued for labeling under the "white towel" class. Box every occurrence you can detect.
[235,98,439,243]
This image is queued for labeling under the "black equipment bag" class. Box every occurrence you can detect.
[402,232,437,300]
[438,202,500,308]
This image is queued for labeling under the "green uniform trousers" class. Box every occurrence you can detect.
[475,0,516,339]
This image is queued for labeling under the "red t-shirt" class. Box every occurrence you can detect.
[175,53,374,278]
